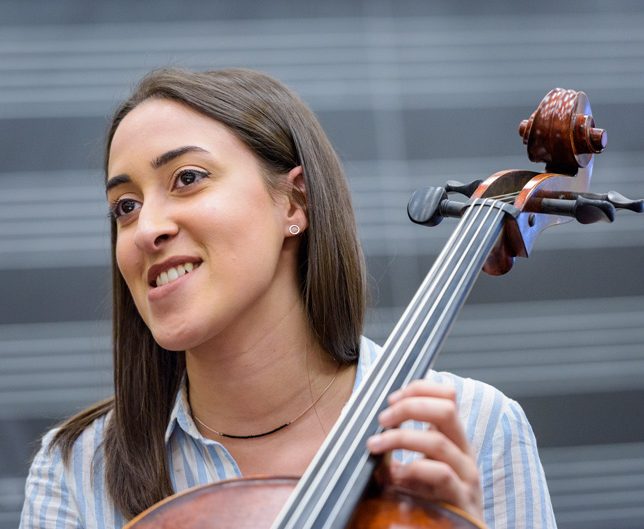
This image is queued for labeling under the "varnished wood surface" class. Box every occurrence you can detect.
[124,476,486,529]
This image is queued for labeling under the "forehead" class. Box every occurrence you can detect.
[108,99,244,173]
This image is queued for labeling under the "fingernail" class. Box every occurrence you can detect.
[388,390,402,403]
[367,434,383,451]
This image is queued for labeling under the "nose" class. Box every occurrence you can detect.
[133,200,179,253]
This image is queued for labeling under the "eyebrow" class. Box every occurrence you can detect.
[105,174,131,193]
[105,145,210,193]
[151,145,209,169]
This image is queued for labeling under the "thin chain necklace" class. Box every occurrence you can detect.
[193,368,340,440]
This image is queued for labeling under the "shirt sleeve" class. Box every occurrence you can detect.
[482,397,558,529]
[19,430,83,529]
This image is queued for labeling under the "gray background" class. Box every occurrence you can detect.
[1,1,643,528]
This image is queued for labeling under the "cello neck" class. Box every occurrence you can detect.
[271,198,515,529]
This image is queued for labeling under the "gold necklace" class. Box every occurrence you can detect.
[193,368,339,440]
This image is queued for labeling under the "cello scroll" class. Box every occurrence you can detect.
[408,88,643,275]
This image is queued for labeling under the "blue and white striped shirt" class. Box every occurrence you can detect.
[20,337,557,528]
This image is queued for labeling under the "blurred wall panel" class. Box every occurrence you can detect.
[1,2,643,528]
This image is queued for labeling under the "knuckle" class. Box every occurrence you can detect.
[437,399,457,422]
[467,466,481,487]
[395,399,416,419]
[443,386,457,402]
[434,463,456,487]
[429,432,449,458]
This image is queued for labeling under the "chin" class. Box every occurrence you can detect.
[149,323,204,352]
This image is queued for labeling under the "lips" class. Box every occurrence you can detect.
[147,256,203,287]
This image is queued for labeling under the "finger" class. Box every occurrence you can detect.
[388,380,456,405]
[366,429,478,484]
[378,397,470,454]
[389,458,482,517]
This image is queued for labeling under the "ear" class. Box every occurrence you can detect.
[283,165,308,236]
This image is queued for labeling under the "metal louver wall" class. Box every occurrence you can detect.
[1,2,643,528]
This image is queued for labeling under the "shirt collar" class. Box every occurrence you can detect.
[165,376,203,444]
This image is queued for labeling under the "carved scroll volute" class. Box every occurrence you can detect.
[473,88,607,274]
[518,88,607,177]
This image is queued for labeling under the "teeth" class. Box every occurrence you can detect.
[155,262,197,287]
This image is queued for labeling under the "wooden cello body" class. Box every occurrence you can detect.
[124,88,641,529]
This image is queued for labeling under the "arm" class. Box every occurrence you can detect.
[19,430,83,529]
[483,397,557,528]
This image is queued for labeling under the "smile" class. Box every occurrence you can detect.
[154,262,200,287]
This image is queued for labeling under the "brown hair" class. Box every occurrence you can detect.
[51,68,366,519]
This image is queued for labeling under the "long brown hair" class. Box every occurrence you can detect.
[51,68,366,519]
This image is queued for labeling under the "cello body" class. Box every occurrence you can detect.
[125,476,484,529]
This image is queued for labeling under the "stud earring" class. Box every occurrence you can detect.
[288,225,301,235]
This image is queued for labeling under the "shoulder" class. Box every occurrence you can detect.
[20,413,112,529]
[425,370,525,454]
[31,411,109,480]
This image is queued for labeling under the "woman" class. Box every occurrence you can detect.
[20,68,556,528]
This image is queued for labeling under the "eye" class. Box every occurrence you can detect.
[109,197,141,220]
[174,168,210,189]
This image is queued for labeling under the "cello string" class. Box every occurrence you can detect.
[486,191,520,201]
[315,202,508,529]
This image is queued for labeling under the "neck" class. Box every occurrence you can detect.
[185,301,346,440]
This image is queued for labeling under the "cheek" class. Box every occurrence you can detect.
[115,235,141,286]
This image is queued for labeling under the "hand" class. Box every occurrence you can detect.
[366,380,484,521]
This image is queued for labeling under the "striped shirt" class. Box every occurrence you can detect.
[20,337,557,528]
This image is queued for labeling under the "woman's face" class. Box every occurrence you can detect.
[107,99,305,351]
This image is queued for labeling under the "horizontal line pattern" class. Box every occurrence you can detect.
[2,15,644,117]
[0,321,111,418]
[541,443,644,528]
[366,296,644,397]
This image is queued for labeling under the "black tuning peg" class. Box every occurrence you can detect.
[581,191,644,213]
[445,180,483,198]
[408,187,467,227]
[538,196,616,224]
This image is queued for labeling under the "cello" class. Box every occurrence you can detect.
[124,88,643,528]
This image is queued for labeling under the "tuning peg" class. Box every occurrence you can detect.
[538,196,616,224]
[408,187,448,226]
[408,187,466,227]
[600,191,643,213]
[445,179,483,198]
